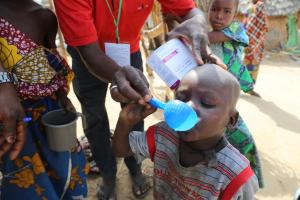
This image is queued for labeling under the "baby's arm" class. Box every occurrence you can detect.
[208,31,231,44]
[113,104,155,157]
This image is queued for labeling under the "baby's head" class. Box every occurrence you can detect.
[175,64,240,142]
[208,0,239,31]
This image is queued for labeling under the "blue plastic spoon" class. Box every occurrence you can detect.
[148,98,199,131]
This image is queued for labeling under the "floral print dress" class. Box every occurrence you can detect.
[0,17,88,199]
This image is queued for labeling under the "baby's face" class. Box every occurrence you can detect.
[175,69,232,142]
[208,0,237,30]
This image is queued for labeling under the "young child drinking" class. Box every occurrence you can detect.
[207,0,264,188]
[0,0,88,199]
[113,64,258,199]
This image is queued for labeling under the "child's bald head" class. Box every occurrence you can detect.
[176,64,240,142]
[181,64,240,112]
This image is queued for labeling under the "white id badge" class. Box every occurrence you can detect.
[105,43,130,67]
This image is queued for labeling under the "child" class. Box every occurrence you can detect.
[243,0,268,97]
[0,0,88,199]
[113,64,258,199]
[208,0,254,93]
[207,0,264,188]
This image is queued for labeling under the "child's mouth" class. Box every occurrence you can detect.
[212,22,223,27]
[178,118,201,136]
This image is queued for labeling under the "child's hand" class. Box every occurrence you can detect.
[119,103,156,126]
[57,90,76,112]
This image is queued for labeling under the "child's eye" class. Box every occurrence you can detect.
[201,101,215,108]
[176,92,190,102]
[225,10,232,14]
[210,7,216,12]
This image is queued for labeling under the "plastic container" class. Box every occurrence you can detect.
[149,98,199,131]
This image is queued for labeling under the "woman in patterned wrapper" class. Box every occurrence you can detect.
[0,0,89,199]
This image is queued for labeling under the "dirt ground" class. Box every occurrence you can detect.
[70,52,300,200]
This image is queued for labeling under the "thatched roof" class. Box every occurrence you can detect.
[265,0,300,16]
[239,0,300,16]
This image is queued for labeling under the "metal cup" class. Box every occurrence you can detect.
[42,109,85,152]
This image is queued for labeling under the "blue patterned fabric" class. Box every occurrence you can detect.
[0,98,88,200]
[222,21,254,92]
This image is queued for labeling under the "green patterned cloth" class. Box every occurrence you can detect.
[225,116,264,188]
[222,21,254,92]
[210,21,263,188]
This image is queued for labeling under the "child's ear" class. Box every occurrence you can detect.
[226,110,239,131]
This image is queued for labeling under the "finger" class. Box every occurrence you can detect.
[115,72,143,103]
[209,54,227,69]
[110,86,130,103]
[167,31,189,41]
[9,122,26,160]
[66,103,76,113]
[215,58,227,70]
[68,106,77,113]
[191,35,205,65]
[137,70,152,101]
[138,70,149,88]
[125,68,151,100]
[116,67,150,104]
[143,106,156,117]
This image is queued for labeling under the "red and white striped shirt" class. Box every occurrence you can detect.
[129,122,258,200]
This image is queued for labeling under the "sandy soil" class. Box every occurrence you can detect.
[69,52,300,200]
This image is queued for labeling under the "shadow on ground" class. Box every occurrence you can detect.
[257,152,300,199]
[241,95,300,134]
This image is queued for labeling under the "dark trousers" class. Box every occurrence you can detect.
[67,47,143,179]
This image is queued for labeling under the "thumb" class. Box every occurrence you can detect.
[191,35,204,65]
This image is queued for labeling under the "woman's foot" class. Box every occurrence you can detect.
[97,177,117,200]
[130,171,151,199]
[248,90,261,98]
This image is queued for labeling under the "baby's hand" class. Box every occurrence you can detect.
[57,90,76,112]
[119,103,156,126]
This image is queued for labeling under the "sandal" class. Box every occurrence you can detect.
[130,171,151,199]
[97,178,117,200]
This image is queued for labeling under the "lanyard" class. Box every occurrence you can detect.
[105,0,123,43]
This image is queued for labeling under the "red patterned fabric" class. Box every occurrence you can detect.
[244,1,268,64]
[0,18,36,56]
[0,17,69,99]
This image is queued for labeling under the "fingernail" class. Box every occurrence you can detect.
[6,136,16,144]
[139,99,145,105]
[144,94,152,101]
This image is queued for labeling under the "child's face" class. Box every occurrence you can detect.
[175,66,236,143]
[208,0,237,31]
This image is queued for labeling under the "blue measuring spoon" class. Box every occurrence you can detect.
[148,98,199,131]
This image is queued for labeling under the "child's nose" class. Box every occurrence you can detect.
[216,12,223,19]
